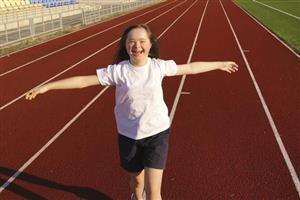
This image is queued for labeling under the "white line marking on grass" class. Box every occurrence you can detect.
[0,0,187,111]
[0,0,178,77]
[232,1,300,59]
[220,0,300,196]
[254,0,300,20]
[0,0,198,193]
[260,1,300,2]
[170,0,209,124]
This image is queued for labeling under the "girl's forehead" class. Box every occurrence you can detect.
[127,28,149,39]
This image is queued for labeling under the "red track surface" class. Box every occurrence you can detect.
[1,0,299,199]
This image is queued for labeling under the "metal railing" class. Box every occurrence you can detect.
[0,0,162,47]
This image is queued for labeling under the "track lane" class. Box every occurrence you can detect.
[222,0,300,194]
[220,0,299,195]
[0,1,203,198]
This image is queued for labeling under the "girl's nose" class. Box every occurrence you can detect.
[134,41,141,48]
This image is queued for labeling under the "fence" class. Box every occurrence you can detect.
[0,0,162,47]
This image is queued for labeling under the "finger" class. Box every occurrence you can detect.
[233,63,239,69]
[225,68,232,74]
[25,92,32,100]
[230,65,238,72]
[229,62,237,68]
[26,91,34,99]
[26,93,30,100]
[230,66,238,73]
[31,93,37,100]
[27,91,37,100]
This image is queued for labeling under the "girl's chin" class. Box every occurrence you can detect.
[130,54,147,61]
[130,56,148,66]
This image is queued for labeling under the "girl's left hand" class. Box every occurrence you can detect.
[220,62,239,74]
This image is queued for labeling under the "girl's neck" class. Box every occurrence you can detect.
[130,57,149,67]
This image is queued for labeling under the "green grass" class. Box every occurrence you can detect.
[234,0,300,53]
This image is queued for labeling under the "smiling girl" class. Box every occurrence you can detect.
[26,24,238,200]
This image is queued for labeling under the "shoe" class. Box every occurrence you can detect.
[130,193,135,200]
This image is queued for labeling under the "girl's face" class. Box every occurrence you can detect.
[126,27,152,66]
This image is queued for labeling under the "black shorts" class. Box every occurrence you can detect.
[118,129,170,173]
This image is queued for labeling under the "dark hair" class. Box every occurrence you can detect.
[114,24,159,63]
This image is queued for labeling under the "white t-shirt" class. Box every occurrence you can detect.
[96,58,177,140]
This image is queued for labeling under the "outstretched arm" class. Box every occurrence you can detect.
[26,75,100,100]
[176,61,238,76]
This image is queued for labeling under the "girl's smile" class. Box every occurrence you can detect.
[130,48,144,57]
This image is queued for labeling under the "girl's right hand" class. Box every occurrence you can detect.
[25,85,48,100]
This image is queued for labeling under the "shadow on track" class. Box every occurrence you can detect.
[0,166,112,200]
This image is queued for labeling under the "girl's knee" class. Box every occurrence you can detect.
[130,170,145,189]
[130,178,144,189]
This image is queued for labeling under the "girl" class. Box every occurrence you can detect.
[26,24,238,200]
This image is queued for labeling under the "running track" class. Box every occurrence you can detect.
[0,0,299,199]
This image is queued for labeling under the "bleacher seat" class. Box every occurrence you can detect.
[0,0,42,13]
[0,0,81,14]
[29,0,78,8]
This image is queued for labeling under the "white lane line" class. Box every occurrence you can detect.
[0,0,187,111]
[170,0,209,124]
[253,0,300,20]
[181,92,191,95]
[232,0,300,59]
[157,0,197,38]
[0,86,110,193]
[0,0,199,193]
[0,0,177,78]
[220,0,300,196]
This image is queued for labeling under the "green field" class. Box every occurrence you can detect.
[234,0,300,54]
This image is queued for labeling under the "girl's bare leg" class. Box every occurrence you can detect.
[130,170,145,200]
[144,168,163,200]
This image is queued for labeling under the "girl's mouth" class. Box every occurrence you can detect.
[131,49,144,57]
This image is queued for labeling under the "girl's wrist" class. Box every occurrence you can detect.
[41,85,49,93]
[219,62,226,70]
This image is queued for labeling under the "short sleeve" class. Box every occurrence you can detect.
[158,59,177,77]
[96,64,118,86]
[164,60,177,76]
